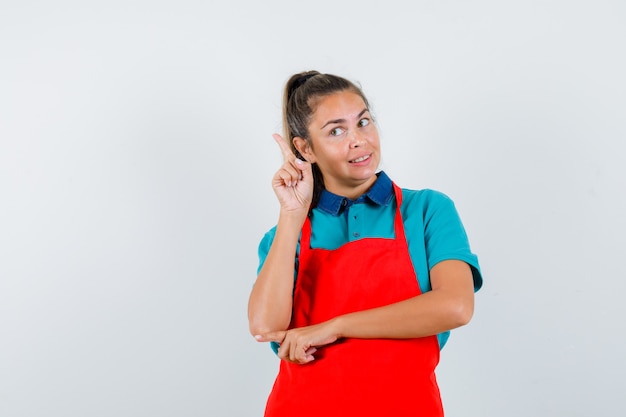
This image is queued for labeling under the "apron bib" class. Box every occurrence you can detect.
[265,184,443,416]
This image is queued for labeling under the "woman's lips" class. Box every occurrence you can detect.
[350,154,371,163]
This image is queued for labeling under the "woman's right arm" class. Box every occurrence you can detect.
[248,213,305,335]
[247,134,313,336]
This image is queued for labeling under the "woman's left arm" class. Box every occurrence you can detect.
[256,259,474,363]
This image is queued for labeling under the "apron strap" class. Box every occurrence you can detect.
[392,183,408,244]
[300,214,312,257]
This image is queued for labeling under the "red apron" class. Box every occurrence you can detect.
[265,184,443,416]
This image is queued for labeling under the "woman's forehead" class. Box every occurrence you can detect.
[310,91,367,124]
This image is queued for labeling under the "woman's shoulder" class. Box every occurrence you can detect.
[398,186,465,227]
[400,187,454,208]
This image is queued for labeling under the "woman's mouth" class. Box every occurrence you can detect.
[350,154,371,163]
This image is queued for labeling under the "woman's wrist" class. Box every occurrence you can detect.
[277,209,307,228]
[328,316,347,340]
[270,212,306,245]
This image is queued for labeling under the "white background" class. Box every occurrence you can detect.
[1,1,625,416]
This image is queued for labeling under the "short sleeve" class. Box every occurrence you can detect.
[257,226,277,275]
[422,191,483,291]
[257,226,300,281]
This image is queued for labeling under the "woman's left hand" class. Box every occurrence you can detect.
[255,320,341,364]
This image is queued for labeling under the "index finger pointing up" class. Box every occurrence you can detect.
[273,133,295,162]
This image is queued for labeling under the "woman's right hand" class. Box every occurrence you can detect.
[271,133,313,215]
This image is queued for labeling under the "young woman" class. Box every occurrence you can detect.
[248,71,483,416]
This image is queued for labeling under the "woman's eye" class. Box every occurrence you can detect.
[330,127,345,136]
[358,118,370,127]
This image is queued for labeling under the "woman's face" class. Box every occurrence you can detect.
[295,91,381,199]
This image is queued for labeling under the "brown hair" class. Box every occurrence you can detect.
[282,70,371,207]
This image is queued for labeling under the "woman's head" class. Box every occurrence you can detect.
[282,71,377,203]
[282,71,370,145]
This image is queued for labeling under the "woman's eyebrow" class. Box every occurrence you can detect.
[320,108,369,130]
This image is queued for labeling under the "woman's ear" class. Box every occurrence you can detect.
[293,137,315,163]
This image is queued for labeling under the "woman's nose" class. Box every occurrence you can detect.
[349,131,365,148]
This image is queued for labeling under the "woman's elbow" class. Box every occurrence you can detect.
[248,313,271,337]
[249,321,272,338]
[248,314,290,337]
[449,297,474,328]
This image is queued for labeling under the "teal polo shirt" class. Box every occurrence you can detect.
[257,171,482,349]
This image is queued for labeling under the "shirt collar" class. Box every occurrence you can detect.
[316,171,394,215]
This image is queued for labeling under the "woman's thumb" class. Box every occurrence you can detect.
[254,331,285,343]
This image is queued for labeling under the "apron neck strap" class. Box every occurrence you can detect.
[391,183,407,242]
